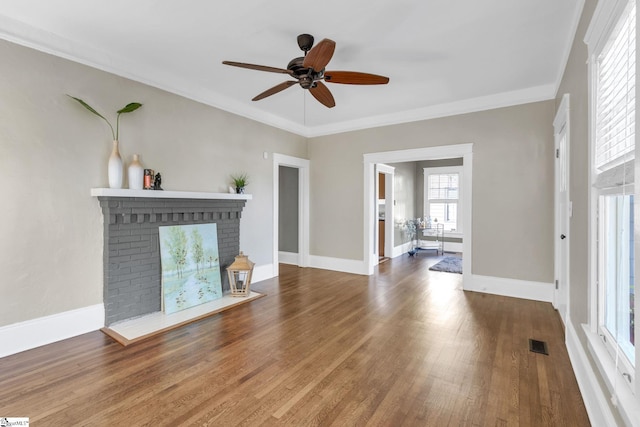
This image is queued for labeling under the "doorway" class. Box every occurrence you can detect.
[375,164,395,263]
[272,154,310,276]
[279,166,299,264]
[363,144,473,287]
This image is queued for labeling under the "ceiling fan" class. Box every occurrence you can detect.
[222,34,389,108]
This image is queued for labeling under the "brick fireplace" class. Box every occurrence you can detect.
[92,189,251,326]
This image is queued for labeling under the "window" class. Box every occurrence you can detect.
[424,166,462,232]
[594,0,636,171]
[586,0,638,417]
[594,0,636,375]
[600,191,635,365]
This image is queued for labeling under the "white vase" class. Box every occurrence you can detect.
[108,140,123,189]
[128,154,144,190]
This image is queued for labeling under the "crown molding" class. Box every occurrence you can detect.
[0,14,557,139]
[305,85,556,137]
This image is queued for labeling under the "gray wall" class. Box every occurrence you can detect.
[279,166,299,253]
[556,0,624,425]
[387,162,417,247]
[0,30,556,327]
[554,0,625,422]
[0,39,307,327]
[309,101,555,283]
[556,0,596,334]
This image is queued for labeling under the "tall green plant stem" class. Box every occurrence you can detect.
[68,95,142,140]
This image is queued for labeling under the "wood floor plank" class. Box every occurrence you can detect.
[0,256,590,426]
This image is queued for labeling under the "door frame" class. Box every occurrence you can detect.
[553,94,571,325]
[375,164,395,263]
[272,153,310,276]
[363,143,473,287]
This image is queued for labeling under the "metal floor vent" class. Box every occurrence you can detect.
[529,339,549,355]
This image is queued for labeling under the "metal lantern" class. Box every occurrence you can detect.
[227,251,255,297]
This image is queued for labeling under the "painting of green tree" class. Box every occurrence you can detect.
[159,223,222,314]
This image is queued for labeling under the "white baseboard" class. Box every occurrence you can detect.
[252,263,276,284]
[278,251,299,265]
[392,242,413,258]
[580,323,640,426]
[466,274,553,302]
[309,255,367,275]
[0,264,278,359]
[0,304,104,358]
[442,241,463,253]
[565,322,619,427]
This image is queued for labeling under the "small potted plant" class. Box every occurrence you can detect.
[231,173,248,194]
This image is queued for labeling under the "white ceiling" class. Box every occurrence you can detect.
[0,0,583,137]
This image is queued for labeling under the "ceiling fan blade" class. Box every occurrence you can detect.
[252,81,298,101]
[309,81,336,108]
[302,38,336,71]
[222,61,293,75]
[324,71,389,85]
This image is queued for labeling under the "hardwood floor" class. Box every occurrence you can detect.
[0,255,590,426]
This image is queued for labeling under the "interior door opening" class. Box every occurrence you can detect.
[272,154,310,277]
[363,144,473,286]
[375,165,395,265]
[279,166,299,265]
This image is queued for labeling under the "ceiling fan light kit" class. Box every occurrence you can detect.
[222,34,389,108]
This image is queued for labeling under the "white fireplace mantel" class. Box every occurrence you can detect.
[91,188,252,200]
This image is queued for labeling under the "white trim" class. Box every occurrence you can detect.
[278,251,299,265]
[0,14,309,138]
[364,144,474,165]
[0,304,104,358]
[553,93,571,325]
[585,0,633,53]
[250,263,276,284]
[554,0,586,96]
[272,154,310,276]
[375,164,395,263]
[376,164,395,174]
[0,16,563,139]
[422,165,464,234]
[587,34,600,334]
[566,322,619,427]
[585,0,640,407]
[363,144,473,290]
[444,242,463,253]
[90,188,252,200]
[392,241,414,258]
[309,255,368,275]
[306,85,556,137]
[582,324,640,426]
[384,168,395,259]
[467,275,554,302]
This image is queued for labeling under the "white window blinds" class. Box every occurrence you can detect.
[595,0,636,171]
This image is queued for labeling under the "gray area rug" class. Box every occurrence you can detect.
[429,257,462,274]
